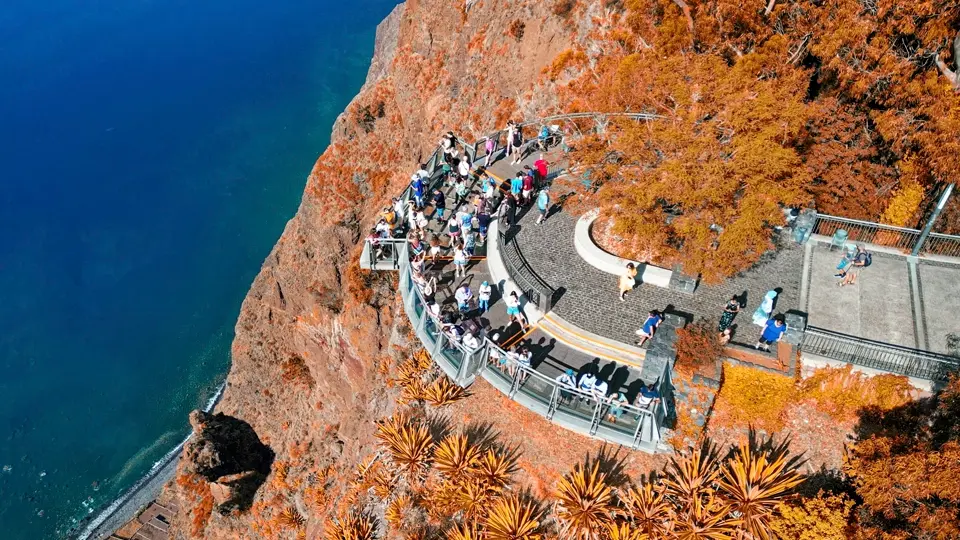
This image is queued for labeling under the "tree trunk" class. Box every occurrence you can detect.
[935,33,960,90]
[764,0,776,16]
[670,0,696,43]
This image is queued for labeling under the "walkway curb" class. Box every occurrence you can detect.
[487,218,545,325]
[574,210,673,288]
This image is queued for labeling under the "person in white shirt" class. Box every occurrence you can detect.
[592,378,609,401]
[578,372,597,401]
[556,369,577,404]
[504,291,526,327]
[457,156,471,180]
[462,332,480,351]
[478,281,492,313]
[455,283,472,311]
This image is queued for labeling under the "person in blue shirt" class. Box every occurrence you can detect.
[510,174,523,198]
[411,175,425,207]
[536,186,550,225]
[634,310,663,347]
[538,124,551,151]
[755,315,787,352]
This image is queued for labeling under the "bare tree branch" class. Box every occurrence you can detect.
[934,34,960,90]
[670,0,696,43]
[764,0,776,16]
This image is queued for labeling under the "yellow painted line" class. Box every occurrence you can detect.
[502,324,538,350]
[539,314,644,369]
[542,313,646,359]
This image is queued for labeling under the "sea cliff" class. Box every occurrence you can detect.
[160,0,596,537]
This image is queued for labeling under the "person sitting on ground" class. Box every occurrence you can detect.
[606,392,630,423]
[478,281,492,313]
[536,186,550,225]
[839,245,870,287]
[635,310,664,347]
[636,383,661,408]
[537,124,551,151]
[755,314,787,352]
[619,262,638,302]
[578,372,597,401]
[555,368,577,404]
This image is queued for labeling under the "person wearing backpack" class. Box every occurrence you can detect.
[840,245,870,287]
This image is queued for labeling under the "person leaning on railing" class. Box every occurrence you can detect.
[555,369,577,405]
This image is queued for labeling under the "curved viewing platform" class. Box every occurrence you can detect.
[360,112,960,453]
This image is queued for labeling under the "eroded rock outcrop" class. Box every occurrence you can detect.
[181,411,273,513]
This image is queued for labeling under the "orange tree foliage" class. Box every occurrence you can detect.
[769,490,855,540]
[674,321,723,376]
[551,0,960,281]
[845,375,960,538]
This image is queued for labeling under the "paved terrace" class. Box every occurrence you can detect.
[804,242,960,356]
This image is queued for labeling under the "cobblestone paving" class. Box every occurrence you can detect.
[505,181,804,347]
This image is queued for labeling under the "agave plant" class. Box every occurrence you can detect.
[447,521,483,540]
[620,483,671,537]
[385,494,410,530]
[484,494,543,540]
[412,349,433,371]
[325,512,377,540]
[662,440,722,506]
[671,495,736,540]
[424,376,467,406]
[469,449,518,491]
[604,522,648,540]
[457,479,499,520]
[276,505,306,530]
[435,434,482,481]
[375,413,434,479]
[554,462,615,539]
[398,377,428,405]
[717,441,804,539]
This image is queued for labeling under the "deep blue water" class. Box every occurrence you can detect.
[0,1,398,537]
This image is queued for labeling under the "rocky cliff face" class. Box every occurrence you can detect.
[164,1,602,537]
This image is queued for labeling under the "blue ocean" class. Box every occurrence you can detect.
[0,0,398,537]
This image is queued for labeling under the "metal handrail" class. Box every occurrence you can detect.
[801,326,960,382]
[497,224,557,313]
[812,213,960,258]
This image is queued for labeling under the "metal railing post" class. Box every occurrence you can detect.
[913,183,955,256]
[589,398,604,436]
[547,385,561,420]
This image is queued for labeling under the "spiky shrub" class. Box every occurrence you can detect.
[385,494,410,531]
[325,512,377,540]
[663,441,736,538]
[435,434,481,482]
[424,376,467,406]
[718,441,804,539]
[276,505,306,531]
[484,494,543,540]
[375,413,434,480]
[620,483,671,537]
[398,377,428,405]
[604,522,647,540]
[554,462,615,539]
[456,479,499,520]
[446,521,482,540]
[470,449,518,491]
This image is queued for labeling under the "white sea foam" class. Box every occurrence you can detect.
[74,380,226,540]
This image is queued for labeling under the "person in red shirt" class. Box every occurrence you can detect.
[534,154,549,187]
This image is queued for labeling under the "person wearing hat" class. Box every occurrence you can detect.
[555,368,577,404]
[478,281,492,313]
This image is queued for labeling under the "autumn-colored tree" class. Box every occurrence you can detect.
[549,0,960,280]
[845,375,960,538]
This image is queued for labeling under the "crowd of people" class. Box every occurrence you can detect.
[373,122,667,420]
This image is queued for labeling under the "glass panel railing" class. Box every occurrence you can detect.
[597,402,648,440]
[516,368,554,406]
[553,387,600,425]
